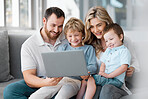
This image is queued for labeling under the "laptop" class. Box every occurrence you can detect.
[41,50,89,77]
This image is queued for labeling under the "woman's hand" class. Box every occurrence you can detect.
[126,67,135,77]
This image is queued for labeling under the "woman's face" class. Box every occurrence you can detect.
[89,18,106,39]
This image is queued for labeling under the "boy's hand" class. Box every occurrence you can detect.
[80,75,89,80]
[99,72,109,78]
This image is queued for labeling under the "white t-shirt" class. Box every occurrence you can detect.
[21,28,68,77]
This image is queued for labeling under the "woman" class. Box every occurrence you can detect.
[83,6,140,99]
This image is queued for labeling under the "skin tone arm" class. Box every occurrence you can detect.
[99,63,128,78]
[23,69,62,88]
[99,62,106,72]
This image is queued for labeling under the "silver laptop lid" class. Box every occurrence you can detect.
[41,50,89,77]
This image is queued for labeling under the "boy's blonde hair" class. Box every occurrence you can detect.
[64,17,85,36]
[64,17,85,44]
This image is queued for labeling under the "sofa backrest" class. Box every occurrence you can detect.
[9,33,31,78]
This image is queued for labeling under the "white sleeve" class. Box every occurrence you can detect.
[124,36,140,72]
[21,43,36,72]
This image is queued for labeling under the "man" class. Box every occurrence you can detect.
[4,7,67,99]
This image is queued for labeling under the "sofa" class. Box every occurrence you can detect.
[0,30,148,99]
[0,31,31,99]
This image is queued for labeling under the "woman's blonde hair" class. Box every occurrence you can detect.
[83,6,113,58]
[64,17,85,45]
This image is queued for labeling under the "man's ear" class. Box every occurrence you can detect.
[43,17,47,24]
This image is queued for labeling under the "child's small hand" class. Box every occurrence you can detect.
[80,75,89,80]
[98,71,104,75]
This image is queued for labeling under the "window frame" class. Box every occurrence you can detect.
[0,0,46,31]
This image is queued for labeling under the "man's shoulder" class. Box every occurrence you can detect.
[21,34,39,50]
[22,34,35,45]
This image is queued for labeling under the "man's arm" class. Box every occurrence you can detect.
[23,69,62,88]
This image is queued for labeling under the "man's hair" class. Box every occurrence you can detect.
[103,23,124,42]
[44,7,65,20]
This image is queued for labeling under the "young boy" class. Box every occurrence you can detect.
[84,23,131,99]
[57,17,97,98]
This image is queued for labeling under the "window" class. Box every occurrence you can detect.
[46,0,80,24]
[0,0,32,29]
[0,0,4,27]
[77,0,133,30]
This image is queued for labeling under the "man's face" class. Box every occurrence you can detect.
[43,13,65,40]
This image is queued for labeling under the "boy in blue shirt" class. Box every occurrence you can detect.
[57,17,97,98]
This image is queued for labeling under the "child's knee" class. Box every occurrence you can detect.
[88,76,95,84]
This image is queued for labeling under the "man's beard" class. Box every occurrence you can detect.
[45,28,60,40]
[47,31,60,40]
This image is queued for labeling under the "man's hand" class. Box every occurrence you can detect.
[43,77,63,86]
[23,69,63,88]
[126,67,135,77]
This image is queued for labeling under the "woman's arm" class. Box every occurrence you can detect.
[124,36,140,73]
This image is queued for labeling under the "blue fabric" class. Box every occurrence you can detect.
[3,80,38,99]
[57,43,97,80]
[93,75,123,88]
[100,45,131,82]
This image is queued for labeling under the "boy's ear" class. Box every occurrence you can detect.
[120,34,124,41]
